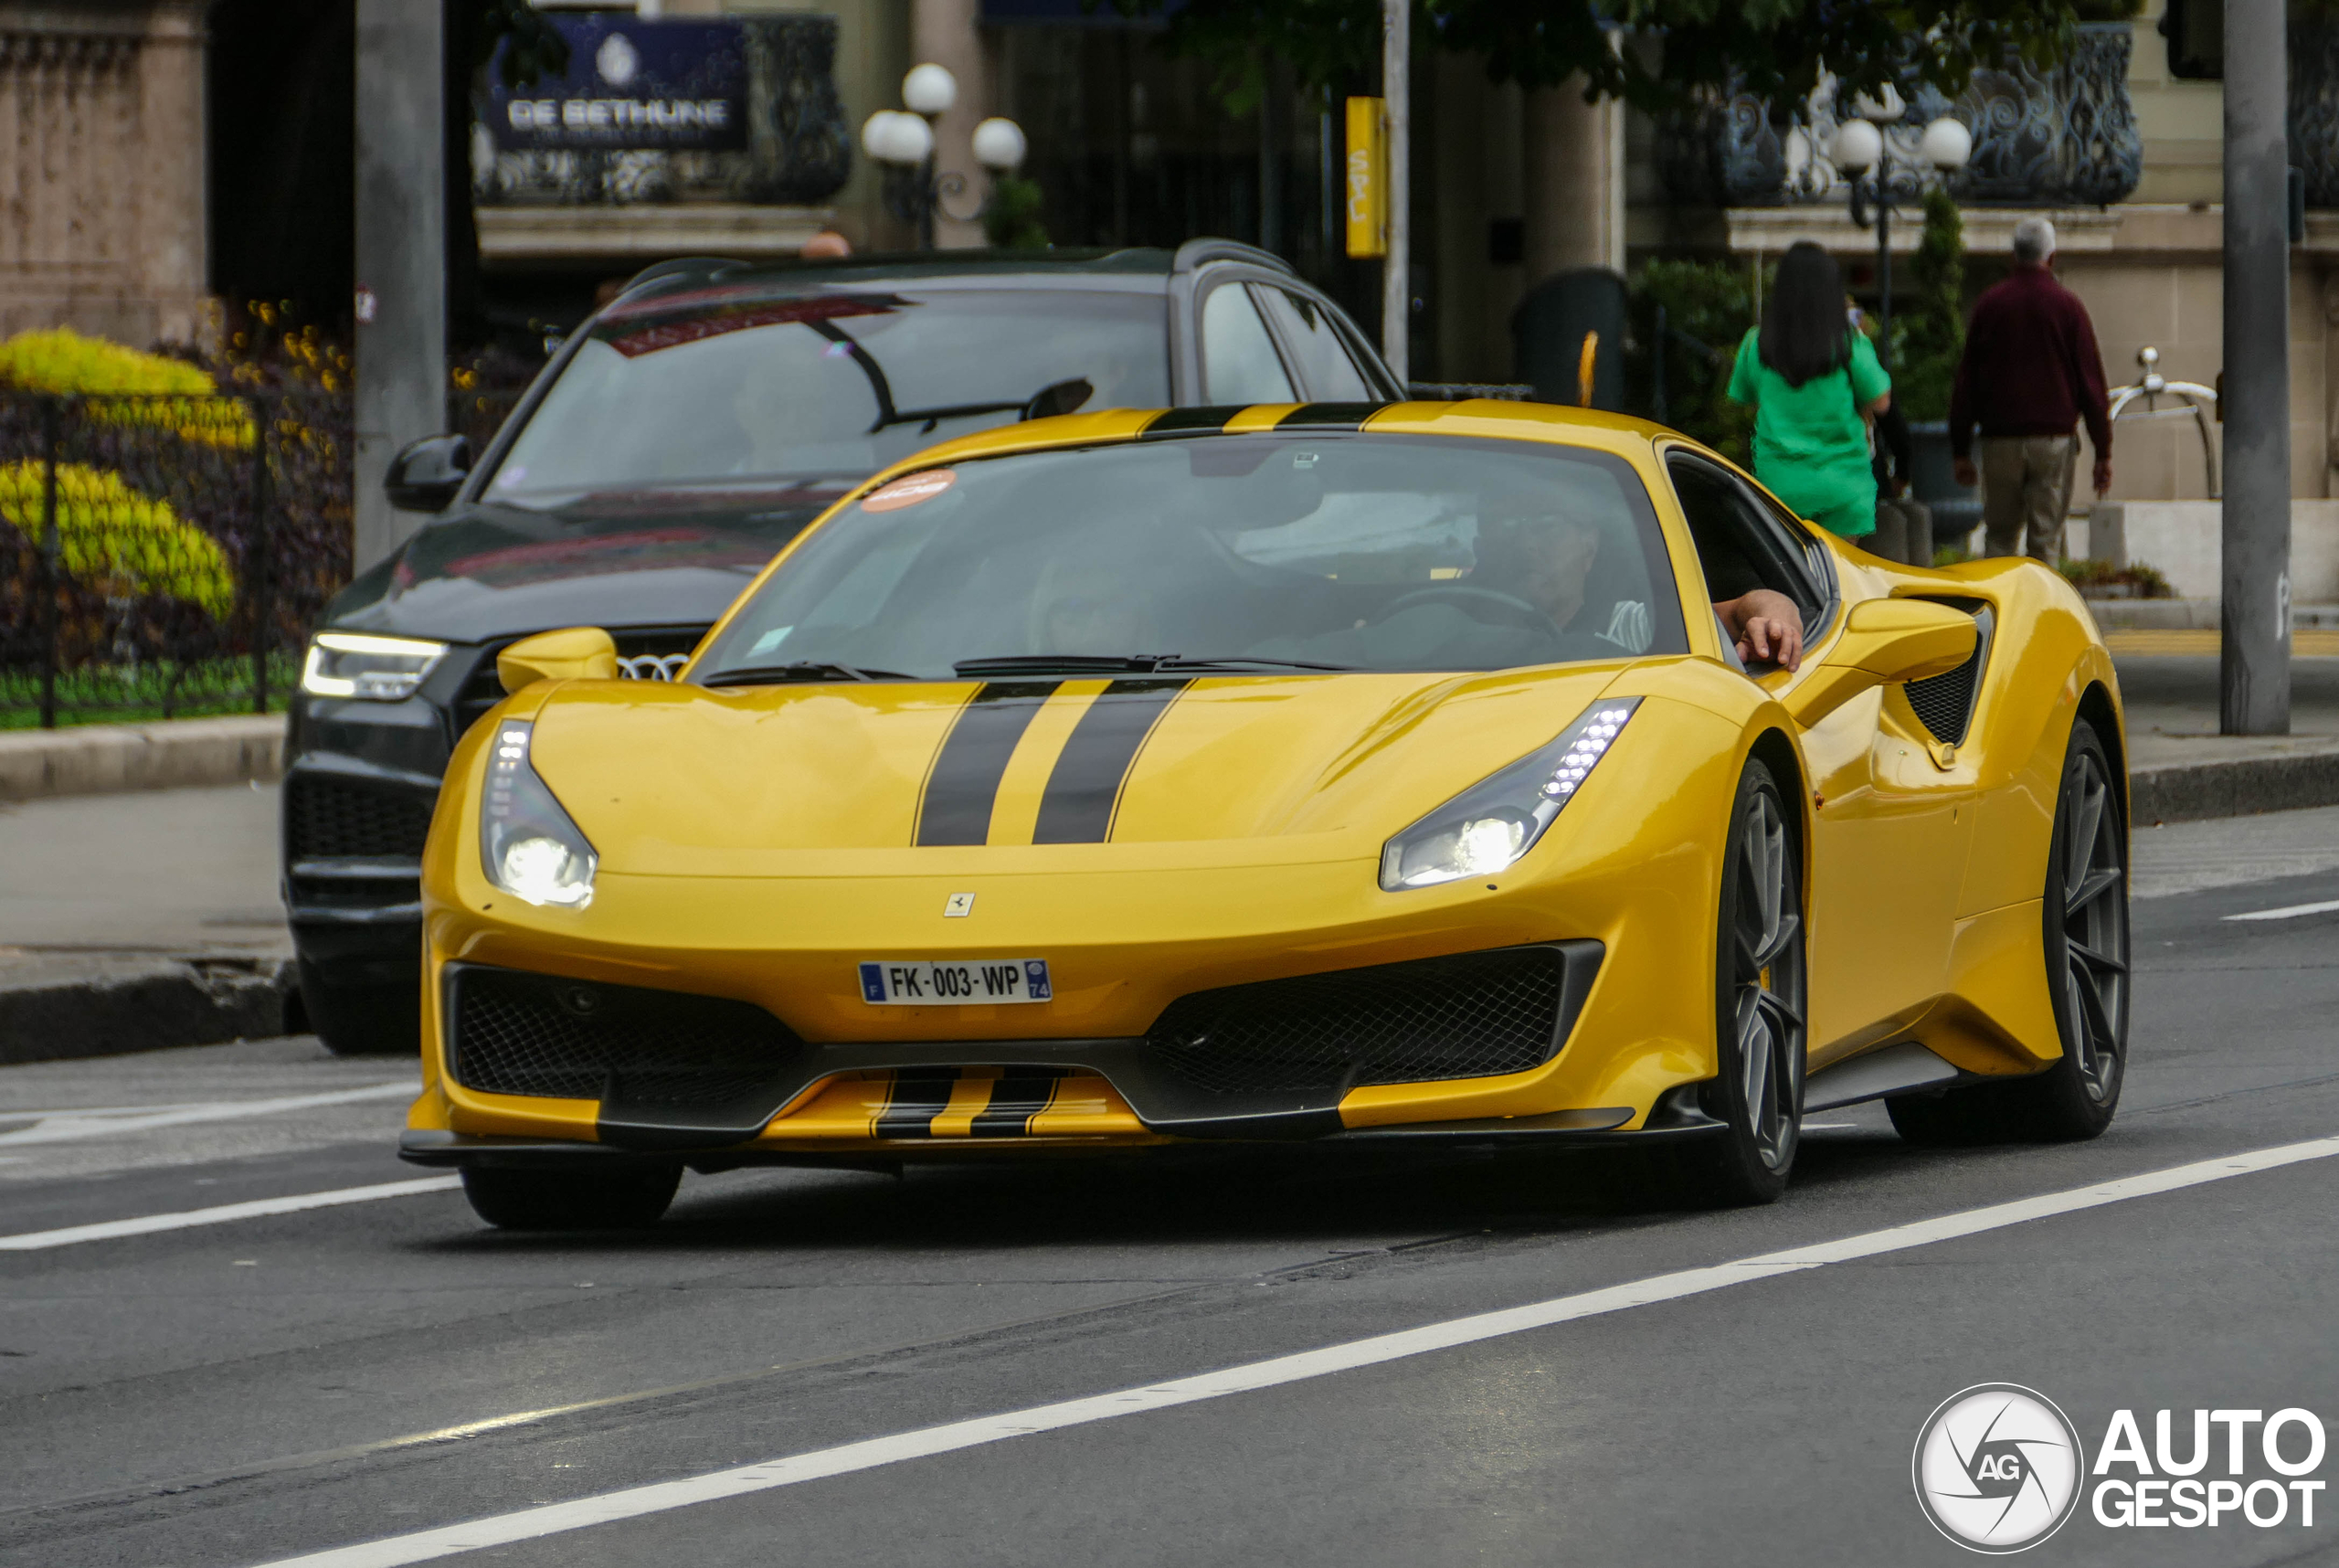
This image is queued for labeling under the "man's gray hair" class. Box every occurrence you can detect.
[2012,216,2057,265]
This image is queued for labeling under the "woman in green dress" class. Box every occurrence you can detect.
[1725,241,1892,541]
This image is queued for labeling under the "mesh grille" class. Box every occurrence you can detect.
[287,774,433,860]
[1903,605,1990,747]
[1146,948,1572,1097]
[450,966,801,1106]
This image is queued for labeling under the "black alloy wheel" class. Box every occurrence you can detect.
[1681,757,1807,1205]
[460,1164,683,1231]
[1889,715,2128,1144]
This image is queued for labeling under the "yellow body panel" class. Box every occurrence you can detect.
[414,401,2124,1158]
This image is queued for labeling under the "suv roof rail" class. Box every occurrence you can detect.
[1171,238,1295,276]
[616,256,744,297]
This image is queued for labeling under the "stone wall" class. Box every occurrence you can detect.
[2089,499,2339,602]
[0,2,208,349]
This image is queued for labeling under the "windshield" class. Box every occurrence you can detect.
[693,434,1688,681]
[482,285,1170,503]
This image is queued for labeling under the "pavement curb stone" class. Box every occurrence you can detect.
[2131,749,2339,825]
[0,958,293,1066]
[0,715,286,802]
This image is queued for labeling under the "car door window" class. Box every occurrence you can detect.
[1666,455,1828,651]
[1256,287,1374,400]
[1201,282,1297,405]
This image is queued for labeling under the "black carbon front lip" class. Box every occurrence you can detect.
[430,945,1608,1154]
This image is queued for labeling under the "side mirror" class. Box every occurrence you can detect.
[385,434,472,513]
[1021,377,1094,421]
[1781,599,1976,728]
[498,628,619,694]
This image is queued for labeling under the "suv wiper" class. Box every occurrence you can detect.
[701,661,911,687]
[951,653,1358,677]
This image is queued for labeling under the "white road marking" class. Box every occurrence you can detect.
[0,1083,413,1147]
[249,1134,2339,1568]
[2225,897,2339,923]
[0,1177,460,1252]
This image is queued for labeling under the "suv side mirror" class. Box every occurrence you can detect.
[498,627,618,694]
[1781,599,1976,728]
[385,434,472,513]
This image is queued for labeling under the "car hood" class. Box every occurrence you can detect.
[523,665,1631,874]
[323,483,852,644]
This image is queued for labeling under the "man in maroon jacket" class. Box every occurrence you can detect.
[1949,217,2113,562]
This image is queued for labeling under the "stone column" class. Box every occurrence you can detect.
[913,0,987,249]
[136,4,208,345]
[1520,76,1624,284]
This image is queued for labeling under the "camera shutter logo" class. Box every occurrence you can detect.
[1913,1384,2086,1552]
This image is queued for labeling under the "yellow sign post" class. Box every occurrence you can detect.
[1344,96,1385,259]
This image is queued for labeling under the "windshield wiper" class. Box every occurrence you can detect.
[952,654,1357,677]
[701,661,911,687]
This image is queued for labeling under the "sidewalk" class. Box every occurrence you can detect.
[0,782,291,1064]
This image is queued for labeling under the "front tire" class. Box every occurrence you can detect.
[1678,758,1807,1206]
[297,958,419,1057]
[1889,715,2128,1144]
[460,1165,682,1231]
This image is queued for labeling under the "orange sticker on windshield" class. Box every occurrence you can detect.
[861,469,957,512]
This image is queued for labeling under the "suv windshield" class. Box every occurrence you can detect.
[693,434,1688,681]
[483,285,1170,503]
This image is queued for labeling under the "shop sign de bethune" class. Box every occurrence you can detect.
[487,17,748,153]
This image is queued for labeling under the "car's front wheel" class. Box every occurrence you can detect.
[1889,715,2128,1144]
[296,959,420,1057]
[460,1165,682,1231]
[1678,757,1807,1206]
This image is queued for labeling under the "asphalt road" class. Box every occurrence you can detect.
[4,812,2338,1566]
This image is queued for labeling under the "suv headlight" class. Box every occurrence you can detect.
[301,631,448,701]
[481,719,597,908]
[1380,699,1642,890]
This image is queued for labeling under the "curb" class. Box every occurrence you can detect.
[0,715,287,803]
[0,957,294,1066]
[2130,748,2339,825]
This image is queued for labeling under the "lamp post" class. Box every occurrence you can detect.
[1830,93,1971,366]
[861,66,1026,249]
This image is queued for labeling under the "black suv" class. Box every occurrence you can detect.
[284,239,1400,1054]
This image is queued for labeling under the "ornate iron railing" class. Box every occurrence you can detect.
[1661,24,2143,209]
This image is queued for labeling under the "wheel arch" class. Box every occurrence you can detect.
[1744,726,1811,878]
[2076,679,2127,830]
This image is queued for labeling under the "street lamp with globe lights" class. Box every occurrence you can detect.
[1830,93,1971,366]
[860,66,1027,249]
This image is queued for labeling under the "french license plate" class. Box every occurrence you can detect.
[858,959,1053,1005]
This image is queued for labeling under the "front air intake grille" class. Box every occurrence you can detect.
[287,774,433,860]
[1903,604,1995,747]
[1146,947,1579,1097]
[448,965,802,1107]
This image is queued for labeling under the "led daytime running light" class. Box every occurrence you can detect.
[300,630,448,702]
[479,719,598,909]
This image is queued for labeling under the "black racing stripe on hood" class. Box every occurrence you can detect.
[968,1069,1068,1136]
[916,682,1061,846]
[1032,678,1191,843]
[1275,402,1390,430]
[1138,406,1244,439]
[872,1068,960,1139]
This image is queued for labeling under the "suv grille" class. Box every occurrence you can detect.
[448,965,802,1107]
[1146,947,1574,1097]
[451,627,709,736]
[287,774,433,860]
[1903,605,1994,747]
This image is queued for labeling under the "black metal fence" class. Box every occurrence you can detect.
[0,391,354,728]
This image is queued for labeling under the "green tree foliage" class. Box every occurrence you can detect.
[1627,258,1758,462]
[983,175,1053,249]
[1894,187,1966,421]
[1113,0,2078,119]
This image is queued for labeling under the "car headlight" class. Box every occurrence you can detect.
[300,631,448,701]
[1380,699,1642,891]
[480,719,597,908]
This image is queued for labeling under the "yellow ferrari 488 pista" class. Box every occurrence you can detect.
[400,399,2129,1228]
